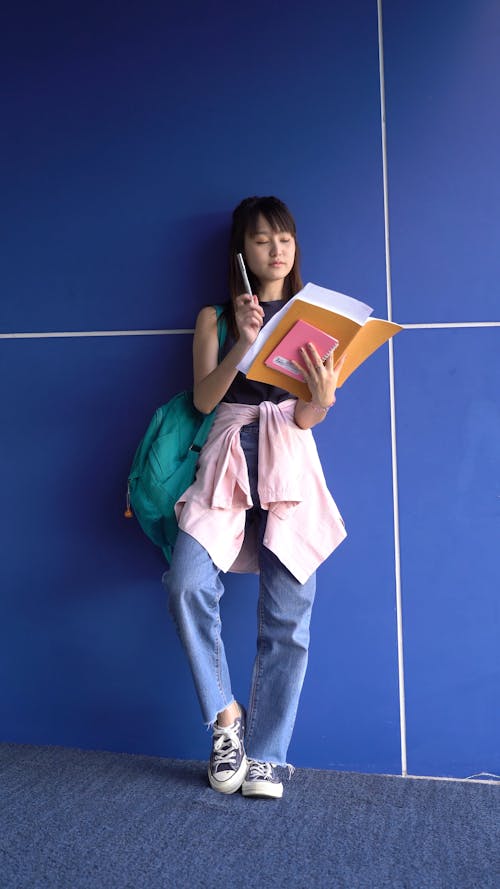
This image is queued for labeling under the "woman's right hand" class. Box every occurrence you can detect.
[234,293,264,347]
[193,299,263,414]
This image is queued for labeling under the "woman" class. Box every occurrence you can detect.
[164,196,346,799]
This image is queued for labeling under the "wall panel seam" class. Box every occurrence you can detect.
[2,322,500,340]
[0,330,195,339]
[377,0,408,778]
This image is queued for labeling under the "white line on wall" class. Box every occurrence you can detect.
[1,322,499,340]
[402,321,500,329]
[0,329,195,339]
[377,0,408,779]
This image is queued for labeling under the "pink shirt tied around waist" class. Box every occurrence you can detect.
[175,398,347,583]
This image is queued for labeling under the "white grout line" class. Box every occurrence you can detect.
[2,321,499,341]
[0,329,195,339]
[402,321,500,328]
[377,0,408,779]
[1,324,498,341]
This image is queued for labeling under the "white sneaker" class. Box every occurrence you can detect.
[208,708,247,794]
[241,760,283,799]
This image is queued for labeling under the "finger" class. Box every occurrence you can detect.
[247,308,264,325]
[301,343,323,373]
[237,296,263,317]
[306,342,323,363]
[236,293,256,307]
[288,359,306,379]
[242,316,262,329]
[236,306,262,327]
[299,345,315,371]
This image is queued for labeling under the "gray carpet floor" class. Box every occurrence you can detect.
[0,743,498,889]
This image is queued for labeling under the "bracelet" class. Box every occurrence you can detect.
[309,396,336,414]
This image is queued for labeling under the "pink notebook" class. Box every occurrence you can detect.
[264,319,339,381]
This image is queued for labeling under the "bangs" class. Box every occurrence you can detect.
[245,199,297,237]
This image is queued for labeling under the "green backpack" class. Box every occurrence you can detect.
[126,305,227,563]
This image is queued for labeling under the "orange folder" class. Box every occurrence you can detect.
[246,298,403,399]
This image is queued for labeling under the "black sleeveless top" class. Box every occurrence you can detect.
[221,300,295,406]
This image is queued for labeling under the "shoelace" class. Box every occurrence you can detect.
[246,760,274,780]
[212,723,241,767]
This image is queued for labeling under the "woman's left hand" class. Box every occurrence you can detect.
[294,343,347,408]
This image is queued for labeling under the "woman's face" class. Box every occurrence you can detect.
[243,214,296,288]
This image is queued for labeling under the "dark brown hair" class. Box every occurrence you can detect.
[226,196,303,334]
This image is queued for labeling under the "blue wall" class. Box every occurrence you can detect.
[1,0,498,778]
[384,0,500,777]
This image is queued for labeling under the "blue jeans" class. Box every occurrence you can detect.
[163,422,316,765]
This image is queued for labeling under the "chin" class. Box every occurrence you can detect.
[266,268,289,280]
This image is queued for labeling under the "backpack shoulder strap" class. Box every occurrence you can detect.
[213,304,228,359]
[188,304,228,453]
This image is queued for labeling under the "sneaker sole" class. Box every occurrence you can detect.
[208,754,248,795]
[241,779,283,799]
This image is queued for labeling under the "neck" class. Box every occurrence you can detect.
[258,280,286,302]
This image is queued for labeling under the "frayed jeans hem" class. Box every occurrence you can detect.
[204,697,237,730]
[247,758,295,779]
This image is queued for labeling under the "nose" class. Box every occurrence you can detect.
[270,237,281,256]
